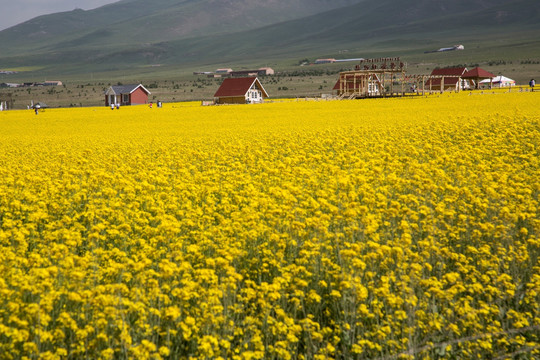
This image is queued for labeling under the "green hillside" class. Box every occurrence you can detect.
[0,0,363,56]
[0,0,539,76]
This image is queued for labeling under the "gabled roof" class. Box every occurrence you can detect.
[462,67,495,79]
[214,77,269,98]
[426,67,468,87]
[106,84,150,95]
[425,78,461,87]
[429,67,468,76]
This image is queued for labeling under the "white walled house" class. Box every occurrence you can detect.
[214,77,269,104]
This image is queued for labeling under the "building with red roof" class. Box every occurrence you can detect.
[104,84,150,106]
[424,67,471,91]
[214,77,269,105]
[462,67,496,89]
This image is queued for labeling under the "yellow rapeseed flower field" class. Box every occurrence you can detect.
[0,92,539,359]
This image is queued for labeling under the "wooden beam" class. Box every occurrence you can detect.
[441,77,445,94]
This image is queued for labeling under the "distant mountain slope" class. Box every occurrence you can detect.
[107,0,540,65]
[172,0,539,59]
[0,0,538,73]
[0,0,364,55]
[253,0,540,46]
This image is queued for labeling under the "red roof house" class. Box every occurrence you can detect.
[425,67,471,91]
[214,77,269,104]
[462,67,496,89]
[105,84,151,106]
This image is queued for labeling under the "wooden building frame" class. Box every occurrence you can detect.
[335,59,477,99]
[336,71,466,99]
[336,68,406,99]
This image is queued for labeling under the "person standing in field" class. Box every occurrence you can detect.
[530,79,536,91]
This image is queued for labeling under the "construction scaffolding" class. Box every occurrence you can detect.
[336,69,406,99]
[336,72,466,99]
[335,58,473,99]
[336,58,407,99]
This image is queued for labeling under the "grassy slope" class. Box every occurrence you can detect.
[0,0,538,93]
[0,0,364,56]
[89,0,537,74]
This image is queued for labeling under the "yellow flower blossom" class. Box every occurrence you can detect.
[0,92,538,359]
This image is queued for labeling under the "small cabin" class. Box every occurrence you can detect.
[215,68,233,74]
[105,84,151,106]
[214,77,269,105]
[462,67,495,89]
[258,67,275,76]
[230,68,275,77]
[44,80,63,86]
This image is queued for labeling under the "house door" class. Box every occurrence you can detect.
[109,95,117,105]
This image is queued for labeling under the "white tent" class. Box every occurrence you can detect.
[479,76,516,88]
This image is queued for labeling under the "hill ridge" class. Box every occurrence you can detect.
[0,0,538,74]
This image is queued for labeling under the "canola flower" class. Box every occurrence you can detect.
[0,92,539,359]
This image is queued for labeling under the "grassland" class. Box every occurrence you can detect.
[1,56,539,110]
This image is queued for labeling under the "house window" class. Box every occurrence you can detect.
[123,94,129,103]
